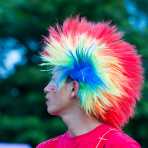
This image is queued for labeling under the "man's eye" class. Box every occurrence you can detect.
[49,79,54,84]
[49,77,54,81]
[49,78,57,85]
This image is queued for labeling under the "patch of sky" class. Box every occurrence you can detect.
[124,0,147,32]
[0,37,26,79]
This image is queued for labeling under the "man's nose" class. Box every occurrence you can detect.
[44,84,49,93]
[44,83,56,93]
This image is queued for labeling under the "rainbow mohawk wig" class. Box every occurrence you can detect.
[41,16,144,128]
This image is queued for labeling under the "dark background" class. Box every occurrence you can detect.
[0,0,148,147]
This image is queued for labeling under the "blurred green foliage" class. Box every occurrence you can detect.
[0,0,148,147]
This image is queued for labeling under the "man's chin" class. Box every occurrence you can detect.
[47,108,60,116]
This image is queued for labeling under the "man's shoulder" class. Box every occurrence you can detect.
[104,129,141,148]
[36,133,64,148]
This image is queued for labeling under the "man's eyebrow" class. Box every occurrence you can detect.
[51,77,55,80]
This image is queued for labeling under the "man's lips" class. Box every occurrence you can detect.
[45,94,50,102]
[45,93,54,102]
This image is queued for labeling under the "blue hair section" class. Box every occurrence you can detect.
[55,44,107,91]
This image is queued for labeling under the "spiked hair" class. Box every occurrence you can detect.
[41,16,143,128]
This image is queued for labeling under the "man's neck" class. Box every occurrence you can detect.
[59,104,102,137]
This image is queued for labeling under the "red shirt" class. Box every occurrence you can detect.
[36,124,141,148]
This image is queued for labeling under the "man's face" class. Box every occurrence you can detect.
[44,72,75,116]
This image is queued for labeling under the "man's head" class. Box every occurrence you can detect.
[41,16,143,128]
[44,70,79,116]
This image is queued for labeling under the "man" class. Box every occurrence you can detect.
[37,16,143,147]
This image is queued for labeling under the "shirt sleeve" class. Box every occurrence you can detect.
[105,132,141,148]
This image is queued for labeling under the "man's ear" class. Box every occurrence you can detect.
[71,80,79,97]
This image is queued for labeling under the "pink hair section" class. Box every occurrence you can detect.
[47,16,123,44]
